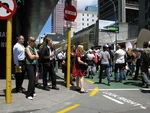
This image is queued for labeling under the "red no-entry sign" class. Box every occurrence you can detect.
[64,5,77,21]
[0,0,17,20]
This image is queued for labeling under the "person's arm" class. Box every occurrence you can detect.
[77,56,87,65]
[25,47,37,60]
[34,48,39,59]
[13,46,19,65]
[107,52,110,60]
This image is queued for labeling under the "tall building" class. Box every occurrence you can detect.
[51,0,77,34]
[98,0,139,23]
[139,0,150,31]
[97,0,139,46]
[71,9,98,35]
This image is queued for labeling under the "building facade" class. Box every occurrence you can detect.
[98,0,139,23]
[139,0,150,31]
[97,0,139,45]
[71,9,98,37]
[51,0,77,34]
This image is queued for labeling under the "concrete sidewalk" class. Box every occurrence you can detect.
[0,69,90,113]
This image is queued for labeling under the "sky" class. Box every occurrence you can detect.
[77,0,97,10]
[37,0,98,40]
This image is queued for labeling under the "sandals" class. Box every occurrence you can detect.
[75,88,81,92]
[80,90,88,93]
[75,87,88,93]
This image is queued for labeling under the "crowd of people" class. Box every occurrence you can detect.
[13,35,60,100]
[61,41,150,88]
[13,35,150,100]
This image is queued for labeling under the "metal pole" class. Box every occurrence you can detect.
[109,0,117,50]
[6,18,12,104]
[66,27,71,88]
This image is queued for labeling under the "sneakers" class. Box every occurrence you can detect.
[108,83,111,86]
[27,96,33,100]
[33,93,36,97]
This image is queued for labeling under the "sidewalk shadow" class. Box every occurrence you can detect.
[56,74,64,80]
[140,88,150,93]
[94,82,108,86]
[0,89,5,96]
[123,82,142,87]
[70,85,79,93]
[56,81,66,86]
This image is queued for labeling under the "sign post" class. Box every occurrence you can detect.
[0,0,17,104]
[64,5,77,88]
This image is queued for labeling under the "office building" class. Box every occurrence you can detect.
[51,0,77,34]
[139,0,150,31]
[98,0,139,23]
[97,0,139,45]
[71,9,98,36]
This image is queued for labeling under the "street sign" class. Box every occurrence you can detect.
[64,5,77,21]
[64,20,77,28]
[0,0,17,20]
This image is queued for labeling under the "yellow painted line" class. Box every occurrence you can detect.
[89,87,99,97]
[57,104,80,113]
[86,79,94,84]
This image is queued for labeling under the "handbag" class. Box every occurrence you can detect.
[62,60,66,66]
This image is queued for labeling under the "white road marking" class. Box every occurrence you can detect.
[103,91,147,109]
[103,95,124,104]
[88,89,140,91]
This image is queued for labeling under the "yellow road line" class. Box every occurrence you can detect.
[89,87,99,97]
[86,79,94,84]
[57,104,80,113]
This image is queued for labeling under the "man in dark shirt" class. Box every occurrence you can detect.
[41,37,59,91]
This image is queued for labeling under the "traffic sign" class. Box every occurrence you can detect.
[64,5,77,21]
[0,0,17,20]
[64,20,77,28]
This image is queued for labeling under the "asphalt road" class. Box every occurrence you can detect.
[54,72,150,113]
[1,69,150,113]
[55,87,150,113]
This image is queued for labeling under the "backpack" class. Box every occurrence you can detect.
[142,49,150,62]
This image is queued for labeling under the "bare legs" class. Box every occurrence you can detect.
[76,76,85,91]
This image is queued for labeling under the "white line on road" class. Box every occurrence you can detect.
[88,89,140,91]
[103,95,124,104]
[103,91,147,109]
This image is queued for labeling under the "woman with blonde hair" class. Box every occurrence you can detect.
[25,37,39,100]
[72,45,88,93]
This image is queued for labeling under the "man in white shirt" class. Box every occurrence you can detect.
[114,45,126,82]
[57,51,65,69]
[13,35,26,93]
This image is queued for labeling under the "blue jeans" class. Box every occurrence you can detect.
[115,64,125,82]
[99,64,110,83]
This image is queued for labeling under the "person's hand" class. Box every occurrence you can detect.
[84,62,88,66]
[50,54,54,58]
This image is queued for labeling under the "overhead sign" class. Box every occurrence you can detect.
[0,0,17,20]
[64,5,77,21]
[99,20,119,33]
